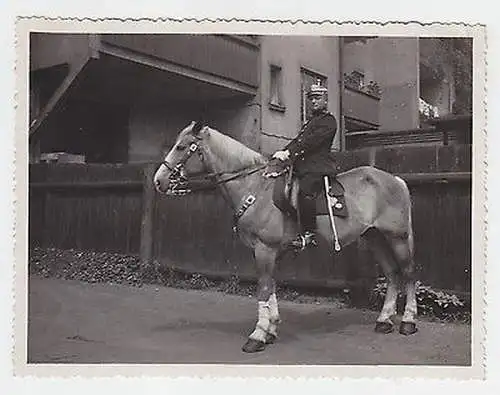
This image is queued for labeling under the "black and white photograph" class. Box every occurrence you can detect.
[15,19,486,379]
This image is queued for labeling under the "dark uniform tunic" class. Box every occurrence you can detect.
[284,109,338,197]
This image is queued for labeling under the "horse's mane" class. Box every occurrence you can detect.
[205,127,268,168]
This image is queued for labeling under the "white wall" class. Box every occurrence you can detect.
[259,36,341,154]
[343,37,420,130]
[128,96,260,163]
[128,102,194,163]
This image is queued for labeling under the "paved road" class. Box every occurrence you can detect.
[27,275,471,365]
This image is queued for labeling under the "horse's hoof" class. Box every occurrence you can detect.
[265,333,277,344]
[374,321,394,334]
[399,322,418,336]
[242,338,266,353]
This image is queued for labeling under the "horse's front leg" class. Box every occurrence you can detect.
[242,241,280,353]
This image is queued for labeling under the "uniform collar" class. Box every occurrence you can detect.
[311,108,328,117]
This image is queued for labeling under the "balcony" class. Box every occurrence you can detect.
[345,115,472,150]
[29,33,261,142]
[342,72,381,130]
[99,34,259,91]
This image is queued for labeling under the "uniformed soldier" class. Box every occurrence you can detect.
[268,80,338,250]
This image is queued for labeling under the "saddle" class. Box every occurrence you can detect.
[271,166,348,220]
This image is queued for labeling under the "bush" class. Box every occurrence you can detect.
[372,277,469,322]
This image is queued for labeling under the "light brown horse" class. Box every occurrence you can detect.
[154,121,418,353]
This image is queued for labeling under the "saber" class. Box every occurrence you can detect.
[323,176,341,252]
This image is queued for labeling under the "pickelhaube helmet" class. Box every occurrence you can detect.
[307,79,328,97]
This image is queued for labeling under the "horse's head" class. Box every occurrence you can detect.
[154,121,208,195]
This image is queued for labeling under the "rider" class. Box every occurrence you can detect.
[268,80,338,250]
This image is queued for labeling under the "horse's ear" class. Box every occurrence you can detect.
[192,120,204,136]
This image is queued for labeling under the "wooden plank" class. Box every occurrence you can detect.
[348,127,435,138]
[140,165,156,266]
[42,187,143,253]
[397,172,471,184]
[30,164,145,253]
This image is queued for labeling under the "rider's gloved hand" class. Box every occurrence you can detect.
[264,151,290,178]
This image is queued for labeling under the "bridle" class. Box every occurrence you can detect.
[157,128,267,196]
[158,141,202,195]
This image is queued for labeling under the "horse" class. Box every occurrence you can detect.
[153,121,418,353]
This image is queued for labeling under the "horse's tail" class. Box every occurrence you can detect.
[395,176,415,258]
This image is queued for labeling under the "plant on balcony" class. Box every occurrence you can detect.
[420,38,472,116]
[344,71,364,91]
[365,81,381,98]
[419,97,440,125]
[344,71,381,99]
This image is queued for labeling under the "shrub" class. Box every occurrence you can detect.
[372,277,469,322]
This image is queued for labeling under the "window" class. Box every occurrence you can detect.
[300,68,328,123]
[269,65,285,112]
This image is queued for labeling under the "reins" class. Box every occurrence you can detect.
[167,162,268,195]
[159,135,270,196]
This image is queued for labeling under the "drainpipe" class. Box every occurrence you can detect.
[338,37,346,152]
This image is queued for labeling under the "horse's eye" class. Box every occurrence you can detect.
[176,144,186,151]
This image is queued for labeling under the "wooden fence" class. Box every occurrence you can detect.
[29,164,144,253]
[29,144,472,296]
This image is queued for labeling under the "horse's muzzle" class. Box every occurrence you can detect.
[154,178,170,194]
[155,175,190,196]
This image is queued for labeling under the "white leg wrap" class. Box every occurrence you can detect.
[267,293,280,336]
[249,301,271,342]
[377,282,398,323]
[402,282,418,323]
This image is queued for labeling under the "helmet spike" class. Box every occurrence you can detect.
[307,79,328,97]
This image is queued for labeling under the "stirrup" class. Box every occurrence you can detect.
[289,231,317,251]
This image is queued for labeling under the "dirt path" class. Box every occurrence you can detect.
[27,275,471,365]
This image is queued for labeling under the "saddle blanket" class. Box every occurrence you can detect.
[272,174,348,219]
[316,177,348,218]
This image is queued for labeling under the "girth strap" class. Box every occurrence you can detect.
[233,194,257,232]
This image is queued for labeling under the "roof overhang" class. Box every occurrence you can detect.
[71,51,256,106]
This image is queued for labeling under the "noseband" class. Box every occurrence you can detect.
[159,142,204,196]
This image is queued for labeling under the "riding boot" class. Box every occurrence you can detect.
[289,193,318,251]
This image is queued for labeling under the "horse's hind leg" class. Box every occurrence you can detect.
[364,230,400,334]
[242,241,280,353]
[389,236,418,335]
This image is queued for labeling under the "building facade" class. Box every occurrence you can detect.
[342,37,421,132]
[30,33,261,164]
[258,35,341,154]
[28,33,473,295]
[30,34,461,164]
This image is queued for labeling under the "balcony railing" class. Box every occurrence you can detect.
[345,114,472,149]
[343,85,380,129]
[100,34,259,89]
